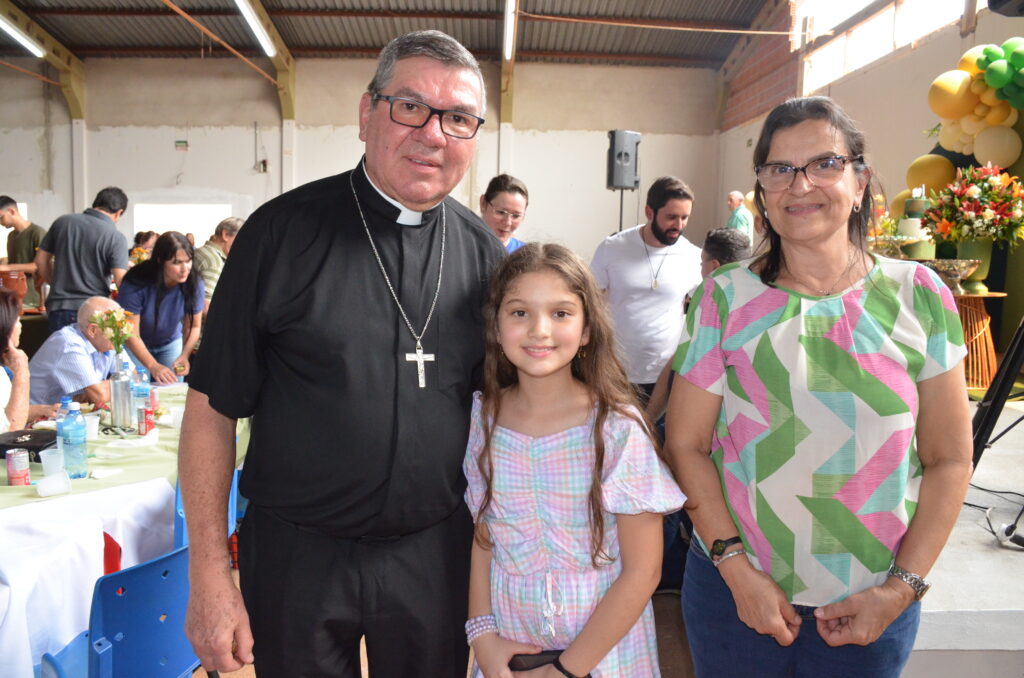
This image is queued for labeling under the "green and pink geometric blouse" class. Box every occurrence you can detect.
[673,256,966,606]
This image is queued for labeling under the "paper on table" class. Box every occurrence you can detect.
[105,428,160,448]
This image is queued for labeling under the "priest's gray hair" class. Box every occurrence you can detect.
[368,30,486,114]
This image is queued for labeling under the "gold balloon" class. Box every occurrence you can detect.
[959,46,989,75]
[980,86,1002,107]
[906,154,956,195]
[985,101,1013,125]
[960,112,987,136]
[929,70,981,119]
[974,126,1023,167]
[743,190,756,214]
[975,103,992,116]
[889,188,913,219]
[1001,107,1020,127]
[938,121,962,150]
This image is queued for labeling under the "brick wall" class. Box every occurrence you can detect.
[721,10,800,130]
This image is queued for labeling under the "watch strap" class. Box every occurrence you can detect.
[711,536,743,561]
[553,656,591,678]
[887,562,930,600]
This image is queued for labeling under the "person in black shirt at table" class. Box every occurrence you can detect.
[179,30,504,678]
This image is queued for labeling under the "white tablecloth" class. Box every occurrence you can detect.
[0,477,175,677]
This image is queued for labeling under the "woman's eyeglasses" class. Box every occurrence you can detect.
[755,155,862,192]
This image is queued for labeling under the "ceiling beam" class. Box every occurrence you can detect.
[0,0,85,117]
[241,0,296,120]
[40,45,721,68]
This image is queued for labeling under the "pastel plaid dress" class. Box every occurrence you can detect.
[464,393,685,677]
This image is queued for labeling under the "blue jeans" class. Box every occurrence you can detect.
[681,542,919,678]
[47,309,78,335]
[128,337,183,381]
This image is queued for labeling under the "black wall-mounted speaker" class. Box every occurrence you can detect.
[607,130,641,190]
[989,0,1024,17]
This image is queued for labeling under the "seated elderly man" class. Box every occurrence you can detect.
[30,296,120,405]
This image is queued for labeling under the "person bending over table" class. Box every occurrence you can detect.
[665,96,973,678]
[29,296,121,407]
[118,231,204,384]
[0,288,55,428]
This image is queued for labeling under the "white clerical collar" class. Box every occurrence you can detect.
[361,163,429,226]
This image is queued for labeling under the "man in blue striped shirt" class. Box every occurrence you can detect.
[29,296,120,406]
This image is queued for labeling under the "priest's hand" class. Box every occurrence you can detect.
[185,568,254,673]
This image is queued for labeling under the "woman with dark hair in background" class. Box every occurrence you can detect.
[480,174,529,252]
[666,96,972,677]
[118,231,204,384]
[0,288,51,429]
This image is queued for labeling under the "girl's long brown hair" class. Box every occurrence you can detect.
[475,243,661,566]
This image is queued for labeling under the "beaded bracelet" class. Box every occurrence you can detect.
[465,614,498,645]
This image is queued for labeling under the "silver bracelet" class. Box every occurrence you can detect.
[465,614,498,645]
[713,547,747,568]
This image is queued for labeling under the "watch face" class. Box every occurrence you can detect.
[711,537,740,557]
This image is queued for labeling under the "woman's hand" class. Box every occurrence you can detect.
[149,363,178,384]
[814,578,915,646]
[720,558,802,645]
[473,633,542,678]
[4,347,29,375]
[172,355,191,378]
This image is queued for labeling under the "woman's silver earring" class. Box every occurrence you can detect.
[853,204,862,213]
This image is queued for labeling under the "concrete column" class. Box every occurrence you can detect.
[71,118,86,209]
[281,119,296,193]
[498,122,514,174]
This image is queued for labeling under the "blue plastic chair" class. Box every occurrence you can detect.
[174,468,240,548]
[39,546,199,678]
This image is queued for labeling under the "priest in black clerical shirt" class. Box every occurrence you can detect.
[179,30,505,678]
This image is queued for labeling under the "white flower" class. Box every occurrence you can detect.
[964,210,976,220]
[103,327,115,340]
[965,185,982,198]
[988,175,1002,187]
[1013,209,1022,219]
[983,208,996,221]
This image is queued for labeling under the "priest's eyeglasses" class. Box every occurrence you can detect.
[373,94,485,139]
[755,155,863,192]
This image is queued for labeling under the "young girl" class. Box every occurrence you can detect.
[464,243,684,678]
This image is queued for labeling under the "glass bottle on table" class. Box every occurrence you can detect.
[62,402,88,479]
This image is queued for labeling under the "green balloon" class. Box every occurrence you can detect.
[986,60,1014,88]
[1011,93,1024,111]
[1014,70,1024,87]
[1006,82,1022,98]
[985,45,1007,62]
[998,88,1010,101]
[1003,37,1024,59]
[1012,45,1024,70]
[979,57,992,70]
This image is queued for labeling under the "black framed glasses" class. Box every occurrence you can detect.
[755,155,863,192]
[373,94,485,139]
[486,201,525,222]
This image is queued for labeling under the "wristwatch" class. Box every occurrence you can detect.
[710,536,743,563]
[887,562,931,600]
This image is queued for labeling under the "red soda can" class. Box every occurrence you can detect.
[137,406,148,435]
[144,407,155,433]
[6,448,30,486]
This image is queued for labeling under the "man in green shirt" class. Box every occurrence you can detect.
[725,189,754,242]
[0,196,47,309]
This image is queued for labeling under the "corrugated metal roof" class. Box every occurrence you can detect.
[2,0,771,64]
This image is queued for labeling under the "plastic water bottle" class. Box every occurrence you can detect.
[62,402,88,479]
[55,395,72,452]
[132,368,151,409]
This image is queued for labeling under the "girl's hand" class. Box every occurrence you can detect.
[150,363,177,384]
[512,665,564,678]
[720,558,802,645]
[814,578,915,646]
[172,355,190,378]
[473,634,542,678]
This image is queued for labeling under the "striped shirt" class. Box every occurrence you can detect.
[29,324,117,404]
[194,240,226,302]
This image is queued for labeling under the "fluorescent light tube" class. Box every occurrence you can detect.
[233,0,276,58]
[0,15,45,58]
[502,0,515,61]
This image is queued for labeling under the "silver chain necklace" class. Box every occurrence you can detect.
[640,225,669,289]
[785,246,859,296]
[349,172,446,388]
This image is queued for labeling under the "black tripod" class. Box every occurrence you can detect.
[972,314,1024,469]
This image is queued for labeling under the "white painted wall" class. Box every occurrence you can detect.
[0,56,720,259]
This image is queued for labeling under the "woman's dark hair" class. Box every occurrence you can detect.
[752,96,880,285]
[483,174,529,205]
[0,288,20,361]
[123,231,199,336]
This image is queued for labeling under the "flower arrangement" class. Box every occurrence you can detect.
[92,308,135,354]
[922,164,1024,247]
[129,247,150,266]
